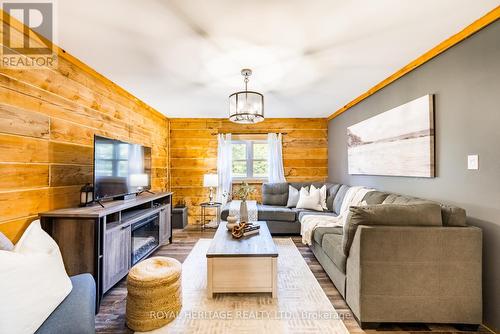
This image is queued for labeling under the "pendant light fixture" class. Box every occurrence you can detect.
[229,68,264,124]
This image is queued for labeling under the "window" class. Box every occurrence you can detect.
[232,140,268,180]
[95,142,129,177]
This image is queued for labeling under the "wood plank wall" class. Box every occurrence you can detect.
[169,118,328,225]
[0,13,169,242]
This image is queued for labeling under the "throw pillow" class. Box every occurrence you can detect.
[286,185,300,208]
[0,231,14,251]
[342,203,443,256]
[296,187,323,211]
[0,220,73,334]
[311,185,328,210]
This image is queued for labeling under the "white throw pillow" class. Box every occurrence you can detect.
[311,185,328,210]
[0,220,72,334]
[0,231,13,251]
[286,185,300,208]
[296,187,323,211]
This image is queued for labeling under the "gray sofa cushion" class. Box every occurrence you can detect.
[342,203,443,256]
[35,274,96,334]
[313,226,343,246]
[257,204,296,222]
[296,210,337,222]
[265,220,301,234]
[326,184,341,211]
[262,182,289,206]
[382,193,429,205]
[382,193,467,227]
[333,185,350,214]
[322,234,347,273]
[362,191,390,204]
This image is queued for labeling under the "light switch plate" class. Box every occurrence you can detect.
[467,155,479,170]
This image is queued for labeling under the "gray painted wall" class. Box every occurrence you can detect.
[328,20,500,331]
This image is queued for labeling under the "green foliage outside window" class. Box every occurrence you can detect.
[231,140,268,179]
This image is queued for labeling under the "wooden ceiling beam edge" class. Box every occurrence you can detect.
[327,6,500,121]
[0,10,168,121]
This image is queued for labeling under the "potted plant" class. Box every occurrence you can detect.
[233,182,255,223]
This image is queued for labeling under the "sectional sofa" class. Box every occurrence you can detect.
[35,274,96,334]
[222,182,482,328]
[221,182,342,234]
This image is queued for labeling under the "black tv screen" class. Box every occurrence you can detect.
[93,135,152,200]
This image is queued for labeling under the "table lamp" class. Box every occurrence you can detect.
[203,174,218,204]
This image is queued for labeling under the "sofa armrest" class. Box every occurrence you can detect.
[346,225,482,324]
[35,274,96,334]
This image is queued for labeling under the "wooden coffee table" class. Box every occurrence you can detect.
[206,221,278,298]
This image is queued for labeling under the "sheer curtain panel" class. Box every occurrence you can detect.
[216,134,232,204]
[267,133,286,183]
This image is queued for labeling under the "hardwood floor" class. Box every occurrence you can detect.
[96,228,489,334]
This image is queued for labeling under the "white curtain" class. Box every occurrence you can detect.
[267,133,286,183]
[216,134,232,205]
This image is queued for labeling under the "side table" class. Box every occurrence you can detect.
[200,202,222,230]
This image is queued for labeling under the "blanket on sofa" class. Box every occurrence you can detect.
[229,200,258,222]
[300,186,373,245]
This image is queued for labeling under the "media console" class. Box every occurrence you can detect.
[39,192,173,311]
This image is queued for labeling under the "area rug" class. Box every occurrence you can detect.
[139,238,348,334]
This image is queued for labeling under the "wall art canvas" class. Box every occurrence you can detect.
[347,95,434,177]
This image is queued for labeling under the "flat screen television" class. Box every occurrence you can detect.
[93,135,152,201]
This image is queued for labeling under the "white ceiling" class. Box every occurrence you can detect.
[54,0,498,118]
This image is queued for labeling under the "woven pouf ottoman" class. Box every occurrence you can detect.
[126,256,182,331]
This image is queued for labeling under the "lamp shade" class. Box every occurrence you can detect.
[228,68,264,124]
[203,174,218,187]
[130,173,149,187]
[229,91,264,124]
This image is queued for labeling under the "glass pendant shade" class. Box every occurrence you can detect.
[229,91,264,124]
[228,68,264,124]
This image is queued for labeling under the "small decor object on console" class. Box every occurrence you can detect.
[242,225,261,237]
[231,222,260,239]
[240,201,249,223]
[234,182,255,223]
[226,215,238,230]
[79,183,94,207]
